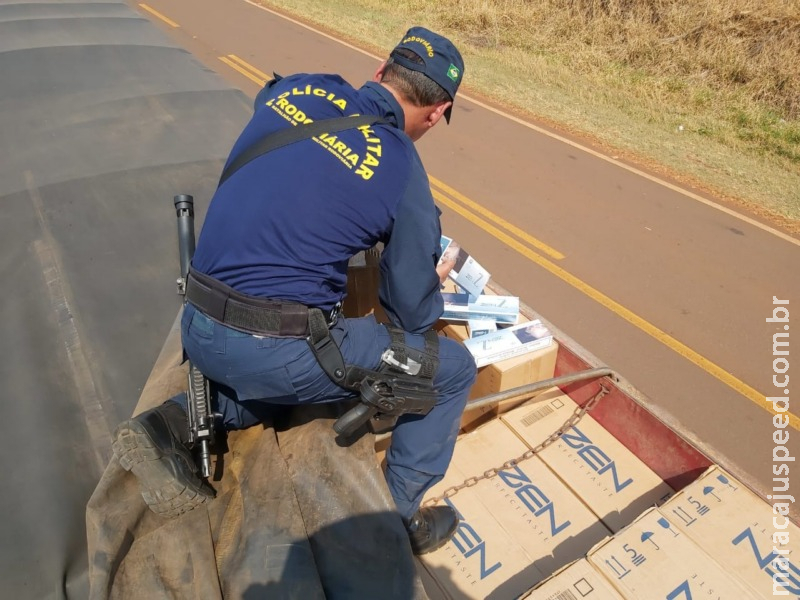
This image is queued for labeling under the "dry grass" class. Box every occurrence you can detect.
[257,0,800,226]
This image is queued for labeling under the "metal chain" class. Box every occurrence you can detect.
[421,383,611,507]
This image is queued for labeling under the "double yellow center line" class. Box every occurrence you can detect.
[138,3,178,28]
[430,178,798,430]
[218,55,270,86]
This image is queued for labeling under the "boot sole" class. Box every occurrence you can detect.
[112,419,213,519]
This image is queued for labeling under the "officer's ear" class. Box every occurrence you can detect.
[426,101,452,129]
[373,60,389,83]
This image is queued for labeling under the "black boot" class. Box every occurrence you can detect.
[405,506,459,555]
[112,401,214,518]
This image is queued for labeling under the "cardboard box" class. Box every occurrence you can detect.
[438,279,559,431]
[661,465,800,598]
[447,420,611,575]
[440,320,558,432]
[420,468,545,600]
[501,389,673,532]
[418,419,611,598]
[442,321,558,393]
[587,507,760,599]
[520,558,625,599]
[469,341,558,400]
[342,247,388,322]
[438,279,558,407]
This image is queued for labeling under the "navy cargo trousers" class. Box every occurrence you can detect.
[174,302,477,519]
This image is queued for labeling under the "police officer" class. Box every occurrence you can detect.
[113,26,477,555]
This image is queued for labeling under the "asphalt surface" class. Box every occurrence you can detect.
[1,1,251,596]
[1,0,798,596]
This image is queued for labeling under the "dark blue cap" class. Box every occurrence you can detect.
[390,26,465,123]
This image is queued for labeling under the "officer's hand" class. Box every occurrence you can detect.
[436,254,456,284]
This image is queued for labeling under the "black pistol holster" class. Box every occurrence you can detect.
[306,308,440,438]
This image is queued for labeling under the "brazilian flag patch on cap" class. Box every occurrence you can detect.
[447,63,460,83]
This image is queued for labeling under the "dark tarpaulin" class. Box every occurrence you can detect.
[86,313,427,599]
[0,1,426,597]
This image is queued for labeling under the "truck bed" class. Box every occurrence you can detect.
[88,283,796,598]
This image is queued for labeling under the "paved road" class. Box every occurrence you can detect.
[0,1,250,596]
[135,0,800,504]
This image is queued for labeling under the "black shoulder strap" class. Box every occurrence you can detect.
[218,115,387,187]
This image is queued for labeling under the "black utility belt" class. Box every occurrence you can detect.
[185,269,336,338]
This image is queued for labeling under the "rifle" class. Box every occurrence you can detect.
[174,194,216,478]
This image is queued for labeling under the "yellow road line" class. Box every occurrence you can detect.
[431,177,564,260]
[138,3,179,28]
[226,55,272,82]
[433,187,800,430]
[218,55,267,86]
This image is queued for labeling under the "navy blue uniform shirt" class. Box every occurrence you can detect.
[192,73,445,333]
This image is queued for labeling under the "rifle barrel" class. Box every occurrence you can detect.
[174,194,196,280]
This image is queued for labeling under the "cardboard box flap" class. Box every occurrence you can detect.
[662,465,800,598]
[588,507,760,599]
[519,557,625,599]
